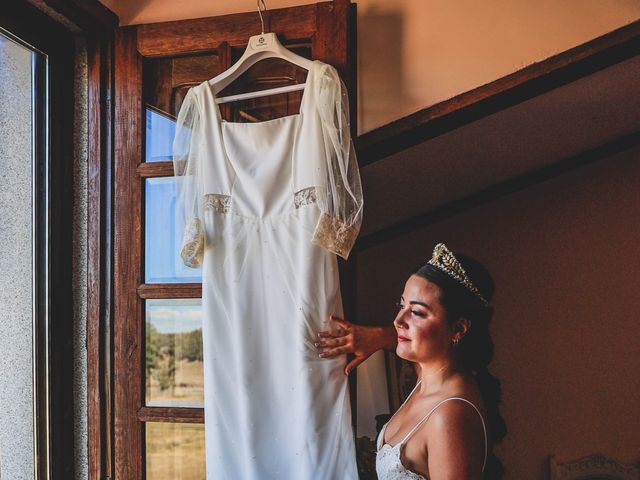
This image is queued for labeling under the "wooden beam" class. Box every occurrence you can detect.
[87,29,116,480]
[137,283,202,299]
[137,3,321,57]
[113,26,144,480]
[356,130,640,251]
[42,0,118,30]
[138,406,204,424]
[0,0,71,46]
[137,161,174,178]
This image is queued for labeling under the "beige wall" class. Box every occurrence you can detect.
[99,0,640,132]
[98,0,314,24]
[356,146,640,478]
[357,0,640,132]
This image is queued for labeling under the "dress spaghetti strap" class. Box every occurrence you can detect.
[399,396,488,472]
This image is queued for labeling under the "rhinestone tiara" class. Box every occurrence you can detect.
[427,243,489,307]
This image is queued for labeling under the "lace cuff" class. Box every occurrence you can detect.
[311,212,358,260]
[181,218,204,268]
[204,193,231,213]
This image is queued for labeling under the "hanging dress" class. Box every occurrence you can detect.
[173,60,363,480]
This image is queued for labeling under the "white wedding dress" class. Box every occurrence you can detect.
[173,61,363,480]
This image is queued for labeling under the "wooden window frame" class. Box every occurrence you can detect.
[1,1,115,479]
[0,3,74,476]
[110,2,357,478]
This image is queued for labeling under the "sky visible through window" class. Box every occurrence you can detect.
[146,298,202,334]
[145,107,203,284]
[146,107,175,163]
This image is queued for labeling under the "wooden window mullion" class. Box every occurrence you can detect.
[114,25,145,480]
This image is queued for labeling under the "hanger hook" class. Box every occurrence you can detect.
[257,0,266,34]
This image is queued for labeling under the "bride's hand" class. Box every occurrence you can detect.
[315,316,397,375]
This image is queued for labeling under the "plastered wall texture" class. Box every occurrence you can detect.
[73,37,89,480]
[0,35,36,480]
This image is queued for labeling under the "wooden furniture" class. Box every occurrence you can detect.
[550,454,640,480]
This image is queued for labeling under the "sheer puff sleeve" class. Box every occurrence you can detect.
[311,65,363,260]
[173,88,206,268]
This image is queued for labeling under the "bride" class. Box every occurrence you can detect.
[317,243,506,479]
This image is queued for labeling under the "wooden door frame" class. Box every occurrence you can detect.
[111,2,357,478]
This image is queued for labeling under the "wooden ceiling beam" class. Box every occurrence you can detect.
[41,0,119,31]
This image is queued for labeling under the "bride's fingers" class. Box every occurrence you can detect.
[318,345,349,358]
[344,356,365,376]
[317,329,346,338]
[315,337,348,349]
[330,316,352,330]
[318,330,344,338]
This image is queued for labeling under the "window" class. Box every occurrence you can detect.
[0,2,76,477]
[0,27,40,480]
[112,3,356,478]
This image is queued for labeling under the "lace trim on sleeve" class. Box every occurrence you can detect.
[204,194,231,213]
[181,218,204,268]
[294,187,317,209]
[311,212,358,260]
[310,63,363,259]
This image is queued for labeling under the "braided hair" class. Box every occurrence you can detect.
[414,253,506,479]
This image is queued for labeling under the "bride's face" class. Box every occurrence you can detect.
[393,275,454,363]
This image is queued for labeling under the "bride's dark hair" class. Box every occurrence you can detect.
[414,253,507,479]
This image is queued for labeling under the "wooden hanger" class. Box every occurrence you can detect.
[210,0,314,105]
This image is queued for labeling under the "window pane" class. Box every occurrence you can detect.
[146,422,205,480]
[0,31,36,479]
[145,106,176,163]
[145,177,202,283]
[146,299,204,408]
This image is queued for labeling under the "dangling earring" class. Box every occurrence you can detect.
[452,336,460,346]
